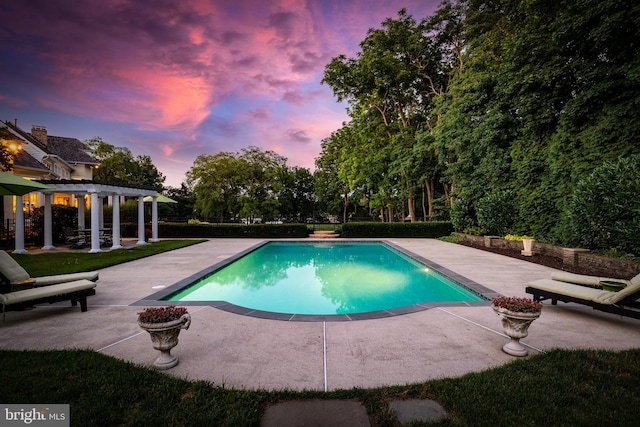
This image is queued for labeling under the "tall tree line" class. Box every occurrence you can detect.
[318,0,640,245]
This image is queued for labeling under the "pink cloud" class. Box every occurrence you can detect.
[0,0,440,187]
[0,94,28,108]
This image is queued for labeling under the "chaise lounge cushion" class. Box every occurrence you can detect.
[528,279,612,303]
[0,251,98,288]
[32,272,99,286]
[550,272,631,287]
[0,279,96,307]
[528,277,640,305]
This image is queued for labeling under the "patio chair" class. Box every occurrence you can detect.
[63,227,87,248]
[525,273,640,319]
[1,279,96,317]
[0,250,98,293]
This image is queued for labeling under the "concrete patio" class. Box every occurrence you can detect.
[2,238,639,393]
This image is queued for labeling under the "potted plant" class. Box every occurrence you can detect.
[521,236,535,256]
[492,296,542,356]
[137,306,191,370]
[505,234,535,256]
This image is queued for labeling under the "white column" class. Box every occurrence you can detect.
[150,196,159,242]
[42,193,55,250]
[78,195,85,230]
[137,195,146,245]
[13,195,26,254]
[89,191,101,253]
[98,196,105,229]
[111,193,122,249]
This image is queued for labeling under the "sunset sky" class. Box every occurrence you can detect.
[0,0,440,187]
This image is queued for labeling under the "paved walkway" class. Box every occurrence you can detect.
[2,239,639,425]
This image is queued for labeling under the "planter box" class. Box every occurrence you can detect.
[454,233,640,278]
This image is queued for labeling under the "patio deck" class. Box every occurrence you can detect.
[2,238,639,392]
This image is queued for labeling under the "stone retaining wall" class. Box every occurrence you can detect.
[456,233,640,278]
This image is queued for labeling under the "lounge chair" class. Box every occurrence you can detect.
[1,279,97,316]
[0,250,98,293]
[525,272,640,319]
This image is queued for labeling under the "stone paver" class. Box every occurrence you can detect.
[261,400,370,427]
[390,399,448,424]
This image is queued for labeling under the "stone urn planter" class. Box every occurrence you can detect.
[492,296,542,357]
[138,306,191,370]
[521,238,535,256]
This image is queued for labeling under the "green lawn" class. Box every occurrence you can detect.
[1,348,638,426]
[11,239,207,277]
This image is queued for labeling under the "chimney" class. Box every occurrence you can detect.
[31,125,48,145]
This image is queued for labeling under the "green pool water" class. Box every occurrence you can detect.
[166,241,483,315]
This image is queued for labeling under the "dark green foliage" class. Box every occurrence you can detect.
[341,221,453,238]
[434,0,640,246]
[449,197,477,232]
[568,155,640,254]
[30,205,78,244]
[158,223,309,239]
[476,190,515,235]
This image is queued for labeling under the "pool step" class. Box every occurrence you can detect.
[308,230,341,238]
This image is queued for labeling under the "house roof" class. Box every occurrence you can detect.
[2,120,99,170]
[13,150,51,173]
[41,135,98,165]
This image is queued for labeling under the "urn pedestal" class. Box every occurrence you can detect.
[492,306,540,356]
[138,313,191,369]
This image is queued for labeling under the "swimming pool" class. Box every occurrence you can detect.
[140,241,492,321]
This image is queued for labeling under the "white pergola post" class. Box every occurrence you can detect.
[137,195,146,245]
[88,191,101,253]
[42,193,55,250]
[98,196,105,229]
[77,195,85,230]
[13,195,26,254]
[111,193,122,249]
[150,196,159,242]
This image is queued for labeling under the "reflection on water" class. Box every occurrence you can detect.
[169,242,482,315]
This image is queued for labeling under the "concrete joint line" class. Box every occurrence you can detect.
[97,306,209,353]
[323,321,328,392]
[436,307,545,353]
[96,331,145,352]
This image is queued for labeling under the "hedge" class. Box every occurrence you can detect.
[149,223,309,238]
[341,221,453,238]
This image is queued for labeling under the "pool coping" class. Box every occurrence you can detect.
[132,240,498,321]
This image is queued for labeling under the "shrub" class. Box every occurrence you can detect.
[476,190,516,235]
[450,197,477,232]
[340,222,453,238]
[30,204,78,244]
[568,155,640,254]
[157,223,308,238]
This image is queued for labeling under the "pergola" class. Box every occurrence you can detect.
[14,180,164,254]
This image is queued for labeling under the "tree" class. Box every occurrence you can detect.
[187,151,243,221]
[321,3,467,222]
[186,146,298,222]
[315,125,361,222]
[0,126,20,171]
[435,0,640,243]
[278,167,315,222]
[86,137,165,187]
[165,183,196,220]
